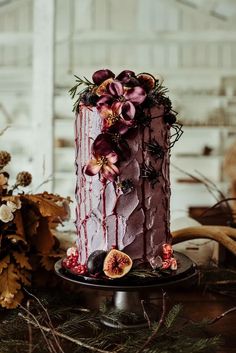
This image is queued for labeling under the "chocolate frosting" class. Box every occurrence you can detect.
[75,105,170,264]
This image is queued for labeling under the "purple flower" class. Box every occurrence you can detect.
[92,69,115,85]
[97,80,146,120]
[84,134,119,182]
[98,102,134,135]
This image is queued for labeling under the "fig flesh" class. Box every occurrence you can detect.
[87,250,107,275]
[103,249,132,279]
[95,78,114,96]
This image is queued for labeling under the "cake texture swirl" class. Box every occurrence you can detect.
[71,69,182,267]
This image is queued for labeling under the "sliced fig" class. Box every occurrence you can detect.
[103,249,132,279]
[87,250,107,275]
[137,73,156,92]
[95,78,114,96]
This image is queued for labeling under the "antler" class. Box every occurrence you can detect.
[172,226,236,256]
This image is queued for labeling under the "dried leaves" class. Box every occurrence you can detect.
[0,192,71,308]
[0,264,21,308]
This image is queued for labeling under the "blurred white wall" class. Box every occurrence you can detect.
[1,0,236,224]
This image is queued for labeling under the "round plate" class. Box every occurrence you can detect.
[55,252,198,291]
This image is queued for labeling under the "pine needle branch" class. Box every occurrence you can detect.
[19,305,56,353]
[135,291,167,353]
[18,313,116,353]
[164,304,183,329]
[24,289,65,353]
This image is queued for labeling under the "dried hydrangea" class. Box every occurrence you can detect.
[0,151,11,168]
[16,171,32,187]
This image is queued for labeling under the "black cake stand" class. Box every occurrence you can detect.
[55,252,198,328]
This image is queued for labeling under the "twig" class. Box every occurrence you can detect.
[19,313,114,353]
[34,174,53,192]
[208,307,236,325]
[0,104,12,123]
[0,125,10,136]
[206,280,236,285]
[171,163,219,203]
[24,289,65,353]
[136,291,166,353]
[19,305,56,353]
[200,198,236,218]
[141,300,151,328]
[172,164,235,225]
[27,300,33,353]
[195,170,234,224]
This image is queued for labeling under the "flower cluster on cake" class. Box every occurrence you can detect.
[64,69,183,280]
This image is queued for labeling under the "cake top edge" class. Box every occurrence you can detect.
[70,69,173,117]
[71,69,183,183]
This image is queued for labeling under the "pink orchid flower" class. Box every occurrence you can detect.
[98,102,134,134]
[84,134,119,182]
[97,80,146,120]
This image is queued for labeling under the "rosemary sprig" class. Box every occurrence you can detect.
[153,80,169,97]
[69,75,94,98]
[69,75,95,112]
[127,268,159,278]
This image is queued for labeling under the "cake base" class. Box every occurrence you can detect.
[55,252,198,328]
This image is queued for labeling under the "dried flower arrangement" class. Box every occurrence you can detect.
[0,149,71,308]
[69,69,183,184]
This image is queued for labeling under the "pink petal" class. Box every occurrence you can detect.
[108,163,119,175]
[106,152,118,164]
[116,70,135,83]
[121,101,135,119]
[114,117,134,135]
[101,120,112,133]
[92,69,115,85]
[111,101,122,115]
[98,105,113,119]
[84,159,101,176]
[124,86,146,105]
[92,134,113,156]
[102,164,119,182]
[108,80,124,97]
[116,123,130,135]
[102,170,116,182]
[97,95,114,108]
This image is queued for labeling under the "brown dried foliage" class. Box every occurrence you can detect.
[0,192,70,308]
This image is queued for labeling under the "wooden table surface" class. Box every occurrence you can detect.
[168,288,236,353]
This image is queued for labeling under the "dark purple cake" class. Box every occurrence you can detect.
[72,69,182,270]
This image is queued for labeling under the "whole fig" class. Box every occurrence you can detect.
[87,250,107,275]
[103,249,133,279]
[137,73,155,92]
